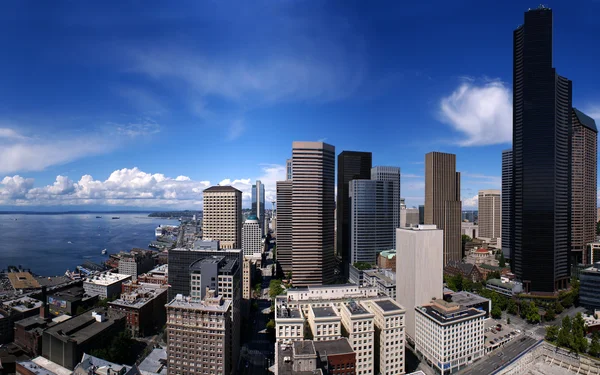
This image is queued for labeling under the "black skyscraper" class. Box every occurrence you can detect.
[337,151,372,279]
[512,6,572,293]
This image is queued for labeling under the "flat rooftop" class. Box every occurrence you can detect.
[83,272,131,286]
[418,303,485,325]
[449,291,490,306]
[49,285,86,302]
[2,296,43,313]
[138,348,167,375]
[345,301,370,316]
[166,295,231,312]
[7,272,41,290]
[44,309,124,344]
[277,304,302,319]
[278,342,323,375]
[312,306,337,318]
[374,299,404,312]
[313,338,354,356]
[109,288,167,309]
[293,340,316,356]
[31,356,73,375]
[364,269,396,286]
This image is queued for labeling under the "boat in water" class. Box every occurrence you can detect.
[101,249,107,255]
[96,216,102,218]
[68,241,72,244]
[112,217,120,219]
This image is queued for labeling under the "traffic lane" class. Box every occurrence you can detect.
[459,337,538,375]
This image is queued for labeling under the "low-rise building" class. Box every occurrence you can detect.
[363,268,396,299]
[0,296,44,344]
[83,273,131,299]
[415,299,485,374]
[444,261,483,283]
[73,353,141,375]
[313,339,356,375]
[7,272,41,292]
[118,249,156,281]
[16,356,73,375]
[308,306,341,341]
[464,248,499,267]
[275,339,356,375]
[14,306,71,357]
[46,284,97,316]
[108,286,168,337]
[376,250,396,272]
[363,299,405,375]
[485,278,523,297]
[580,262,600,310]
[444,291,491,319]
[138,348,167,375]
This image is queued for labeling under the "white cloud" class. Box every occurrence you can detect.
[462,172,501,187]
[227,119,245,141]
[585,105,600,122]
[114,119,161,137]
[1,176,35,199]
[0,128,27,140]
[462,194,478,209]
[440,80,512,146]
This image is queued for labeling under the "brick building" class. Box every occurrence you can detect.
[108,285,168,337]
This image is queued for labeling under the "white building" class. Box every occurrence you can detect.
[363,268,396,299]
[415,299,485,374]
[83,272,132,299]
[308,305,341,341]
[396,225,443,342]
[363,299,406,375]
[275,302,304,342]
[242,216,262,257]
[285,283,378,302]
[340,301,375,375]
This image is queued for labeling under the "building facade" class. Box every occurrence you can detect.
[251,180,266,236]
[424,152,461,265]
[371,167,401,245]
[580,262,600,311]
[377,250,396,272]
[512,7,572,293]
[118,249,155,281]
[108,286,168,337]
[83,273,131,299]
[292,141,336,285]
[340,302,374,375]
[501,149,513,259]
[349,180,395,265]
[478,190,501,240]
[571,108,598,265]
[400,207,420,228]
[337,151,373,279]
[276,180,293,275]
[396,225,444,342]
[202,186,242,250]
[242,216,262,257]
[363,299,405,375]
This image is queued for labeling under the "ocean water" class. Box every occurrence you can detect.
[0,213,177,276]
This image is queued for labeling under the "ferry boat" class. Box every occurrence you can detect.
[111,216,120,220]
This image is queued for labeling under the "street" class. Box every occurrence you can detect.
[459,336,539,375]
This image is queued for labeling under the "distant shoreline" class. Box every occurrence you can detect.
[0,211,153,215]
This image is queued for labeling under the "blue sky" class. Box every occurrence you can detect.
[0,1,599,210]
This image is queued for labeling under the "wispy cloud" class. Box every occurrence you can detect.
[462,172,501,187]
[439,79,512,146]
[113,119,161,137]
[462,194,478,209]
[116,86,166,115]
[402,174,423,178]
[584,105,600,122]
[227,119,245,141]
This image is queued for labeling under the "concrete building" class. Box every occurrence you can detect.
[396,225,444,342]
[579,262,600,310]
[82,273,131,299]
[376,250,396,272]
[445,291,491,319]
[242,257,256,301]
[73,353,141,375]
[414,299,485,374]
[464,248,499,267]
[349,180,395,265]
[425,152,462,265]
[501,149,512,260]
[371,166,401,244]
[118,249,155,281]
[363,269,396,299]
[308,306,342,341]
[461,222,479,240]
[276,180,293,275]
[571,108,598,264]
[362,299,405,375]
[252,180,266,236]
[340,302,374,375]
[15,357,73,375]
[313,339,356,375]
[242,215,262,257]
[166,292,233,375]
[276,339,356,375]
[292,141,336,285]
[42,309,126,370]
[337,151,373,279]
[485,278,524,297]
[478,190,501,240]
[108,286,167,337]
[400,207,420,228]
[46,283,97,316]
[202,186,242,250]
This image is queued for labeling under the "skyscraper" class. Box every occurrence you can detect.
[202,186,242,249]
[337,151,372,277]
[502,149,513,259]
[251,180,265,236]
[512,7,572,293]
[292,141,336,285]
[242,215,262,257]
[276,180,293,275]
[286,158,293,180]
[371,166,401,242]
[571,108,598,265]
[478,190,501,240]
[424,152,461,265]
[349,179,395,265]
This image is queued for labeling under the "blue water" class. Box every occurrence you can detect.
[0,213,177,276]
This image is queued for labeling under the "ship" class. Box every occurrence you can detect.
[155,226,164,238]
[96,216,102,218]
[112,217,120,219]
[101,249,107,255]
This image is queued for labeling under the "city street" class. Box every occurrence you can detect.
[459,336,539,375]
[240,299,274,375]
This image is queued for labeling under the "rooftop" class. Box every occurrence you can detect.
[374,299,404,313]
[48,285,86,302]
[2,296,43,313]
[363,269,396,287]
[203,185,241,193]
[400,224,438,231]
[44,309,124,344]
[277,304,303,319]
[109,288,167,309]
[573,108,598,133]
[313,338,354,356]
[344,301,370,316]
[311,306,338,319]
[379,250,396,259]
[74,353,133,375]
[83,272,131,286]
[448,291,490,306]
[166,294,231,312]
[293,340,316,356]
[486,278,517,289]
[583,262,600,273]
[418,301,485,325]
[138,348,167,375]
[7,272,41,290]
[31,356,73,375]
[277,342,323,375]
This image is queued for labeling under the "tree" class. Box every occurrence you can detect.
[561,293,574,309]
[557,316,573,349]
[589,332,600,357]
[572,313,588,353]
[507,299,518,315]
[286,271,292,281]
[544,308,556,322]
[545,325,559,342]
[486,271,501,281]
[266,319,275,331]
[554,301,564,314]
[269,279,284,299]
[491,306,502,319]
[353,262,373,271]
[463,277,473,292]
[506,317,511,325]
[499,252,506,268]
[450,274,464,292]
[462,234,472,255]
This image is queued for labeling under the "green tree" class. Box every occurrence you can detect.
[463,277,473,292]
[507,299,518,315]
[499,252,506,268]
[353,262,373,271]
[266,319,275,331]
[572,313,588,353]
[269,279,284,299]
[545,325,559,342]
[462,234,472,255]
[544,308,556,322]
[450,274,464,292]
[491,306,502,319]
[554,301,564,314]
[557,316,573,349]
[486,271,501,281]
[589,332,600,357]
[506,317,511,325]
[561,293,574,309]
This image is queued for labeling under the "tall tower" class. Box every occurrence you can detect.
[512,6,572,292]
[276,181,293,275]
[478,190,501,240]
[371,166,401,242]
[424,152,461,265]
[251,180,265,236]
[337,151,372,278]
[242,215,262,257]
[571,108,597,264]
[202,186,242,249]
[501,149,513,259]
[292,141,336,285]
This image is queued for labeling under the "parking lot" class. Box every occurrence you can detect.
[484,319,521,352]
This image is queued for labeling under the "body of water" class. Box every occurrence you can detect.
[0,213,177,276]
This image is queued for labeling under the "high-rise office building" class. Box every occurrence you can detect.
[292,141,335,285]
[396,225,443,342]
[242,215,262,257]
[424,152,461,265]
[286,158,293,180]
[251,180,266,236]
[349,180,395,265]
[276,180,293,275]
[419,205,425,225]
[337,151,373,277]
[478,190,501,240]
[502,149,513,259]
[571,108,598,265]
[512,7,572,293]
[202,186,242,249]
[371,167,401,243]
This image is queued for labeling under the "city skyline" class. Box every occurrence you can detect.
[1,2,599,211]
